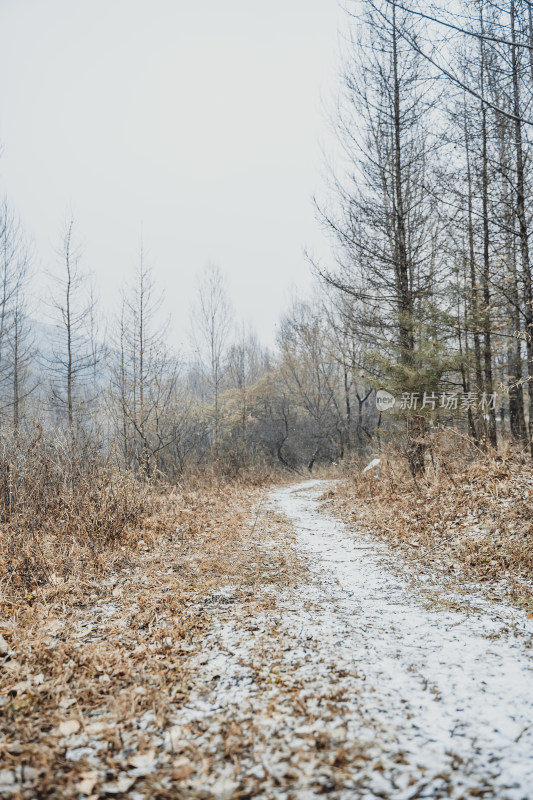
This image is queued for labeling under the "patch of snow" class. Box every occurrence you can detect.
[162,480,533,798]
[274,480,533,799]
[362,457,381,474]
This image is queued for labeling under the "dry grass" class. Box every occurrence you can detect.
[0,426,299,796]
[0,428,151,592]
[0,470,304,799]
[324,430,533,609]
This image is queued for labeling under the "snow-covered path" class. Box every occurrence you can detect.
[170,480,533,799]
[274,481,533,799]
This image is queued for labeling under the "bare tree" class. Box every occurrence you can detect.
[110,250,178,473]
[315,0,446,473]
[0,200,35,428]
[226,325,266,462]
[278,299,346,469]
[191,263,232,459]
[47,217,101,435]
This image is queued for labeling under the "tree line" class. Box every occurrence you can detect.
[0,203,380,477]
[3,0,533,479]
[313,0,533,470]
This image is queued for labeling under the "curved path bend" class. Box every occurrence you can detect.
[174,480,533,800]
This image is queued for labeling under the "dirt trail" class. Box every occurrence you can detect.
[3,480,532,799]
[169,480,533,799]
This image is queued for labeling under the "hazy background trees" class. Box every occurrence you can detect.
[47,218,102,435]
[2,0,533,480]
[0,200,34,429]
[110,254,179,474]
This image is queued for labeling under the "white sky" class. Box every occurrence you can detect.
[0,0,345,350]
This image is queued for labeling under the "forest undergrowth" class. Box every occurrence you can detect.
[2,423,533,796]
[0,446,298,798]
[324,429,533,611]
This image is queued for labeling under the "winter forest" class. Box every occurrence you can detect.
[4,1,533,477]
[1,2,533,799]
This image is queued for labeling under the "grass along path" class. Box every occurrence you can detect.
[1,480,532,799]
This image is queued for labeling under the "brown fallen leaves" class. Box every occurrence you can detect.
[0,479,302,799]
[325,432,533,609]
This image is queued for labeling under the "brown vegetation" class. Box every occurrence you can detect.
[0,469,299,799]
[0,428,150,592]
[323,431,533,610]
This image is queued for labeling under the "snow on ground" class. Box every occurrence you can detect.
[168,480,533,799]
[276,481,533,797]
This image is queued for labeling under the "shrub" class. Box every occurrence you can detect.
[0,426,151,589]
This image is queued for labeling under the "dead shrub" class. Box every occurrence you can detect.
[0,426,151,590]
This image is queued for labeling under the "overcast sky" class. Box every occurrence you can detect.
[0,0,345,350]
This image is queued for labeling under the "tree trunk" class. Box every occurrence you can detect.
[511,0,533,455]
[479,21,497,448]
